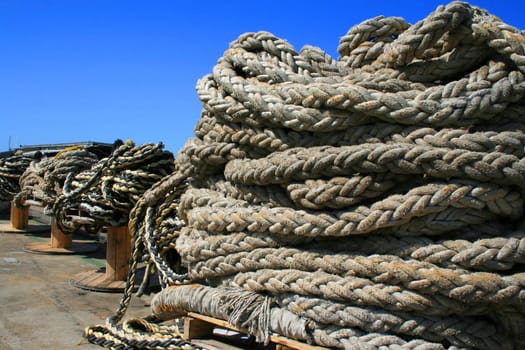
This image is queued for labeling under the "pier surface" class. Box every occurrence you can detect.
[0,215,152,350]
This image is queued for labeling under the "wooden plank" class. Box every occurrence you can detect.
[186,312,328,350]
[276,346,295,350]
[271,336,327,350]
[190,338,248,350]
[75,270,103,285]
[184,317,215,340]
[187,313,242,333]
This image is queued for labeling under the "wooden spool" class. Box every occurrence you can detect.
[0,201,49,233]
[10,201,28,229]
[23,218,98,255]
[70,225,140,292]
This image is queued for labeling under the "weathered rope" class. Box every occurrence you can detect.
[53,140,175,233]
[181,183,522,237]
[196,113,525,156]
[84,320,197,350]
[0,152,32,202]
[278,294,509,350]
[187,247,525,300]
[14,147,103,215]
[86,2,525,349]
[176,224,525,271]
[224,144,525,188]
[226,268,524,315]
[152,285,277,344]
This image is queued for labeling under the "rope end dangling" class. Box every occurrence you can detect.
[220,288,273,345]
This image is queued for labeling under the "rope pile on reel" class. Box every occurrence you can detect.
[86,2,525,349]
[0,152,32,202]
[14,146,104,215]
[53,140,175,234]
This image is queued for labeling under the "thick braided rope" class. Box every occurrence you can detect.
[201,46,525,131]
[14,148,101,214]
[376,2,480,68]
[226,268,525,316]
[211,174,406,210]
[190,248,524,320]
[224,144,525,188]
[181,182,521,238]
[147,4,525,348]
[83,169,194,349]
[88,2,525,350]
[53,141,175,232]
[151,285,277,344]
[84,162,197,349]
[196,113,525,156]
[279,295,510,350]
[151,285,461,350]
[84,321,197,350]
[0,153,32,201]
[190,248,525,307]
[176,225,525,271]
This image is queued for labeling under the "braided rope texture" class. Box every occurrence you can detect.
[53,140,175,233]
[89,2,525,349]
[0,153,32,201]
[14,148,104,214]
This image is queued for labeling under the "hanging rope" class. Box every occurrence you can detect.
[86,2,525,349]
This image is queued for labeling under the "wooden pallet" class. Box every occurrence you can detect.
[184,312,328,350]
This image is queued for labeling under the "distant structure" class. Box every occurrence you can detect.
[0,141,114,159]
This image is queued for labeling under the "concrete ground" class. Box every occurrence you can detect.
[0,213,154,350]
[0,206,296,350]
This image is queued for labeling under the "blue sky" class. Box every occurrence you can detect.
[1,1,524,154]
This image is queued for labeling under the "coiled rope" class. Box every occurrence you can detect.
[86,2,525,349]
[14,147,103,215]
[53,140,175,234]
[0,152,32,202]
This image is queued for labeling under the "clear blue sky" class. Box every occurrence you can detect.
[1,1,524,154]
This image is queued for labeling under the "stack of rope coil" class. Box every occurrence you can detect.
[0,152,32,202]
[14,146,105,215]
[53,140,175,234]
[86,2,525,349]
